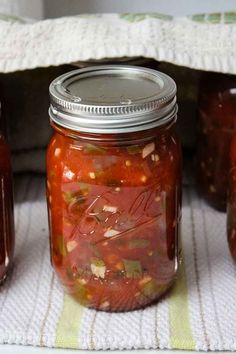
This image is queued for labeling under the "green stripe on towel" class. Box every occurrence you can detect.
[55,294,84,348]
[168,256,195,350]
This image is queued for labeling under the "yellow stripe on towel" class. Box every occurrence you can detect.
[55,294,84,349]
[168,255,196,350]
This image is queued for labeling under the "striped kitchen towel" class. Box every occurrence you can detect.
[0,175,235,351]
[2,12,236,75]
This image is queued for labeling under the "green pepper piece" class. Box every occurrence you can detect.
[94,170,104,178]
[127,145,141,155]
[74,282,90,306]
[128,239,150,249]
[56,234,67,257]
[83,144,106,155]
[123,259,143,278]
[91,258,105,267]
[141,279,166,299]
[78,182,90,193]
[63,190,86,205]
[63,191,75,204]
[63,182,89,204]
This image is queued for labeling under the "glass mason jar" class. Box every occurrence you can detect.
[196,72,236,211]
[46,66,182,312]
[0,101,15,283]
[227,134,236,261]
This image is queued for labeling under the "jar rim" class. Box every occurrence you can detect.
[49,65,177,134]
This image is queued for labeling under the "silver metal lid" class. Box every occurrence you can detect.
[49,65,177,134]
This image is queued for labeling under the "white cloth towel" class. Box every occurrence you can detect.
[1,13,236,74]
[0,0,44,20]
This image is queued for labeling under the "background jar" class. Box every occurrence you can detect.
[196,72,236,211]
[227,134,236,261]
[0,100,15,283]
[46,66,182,312]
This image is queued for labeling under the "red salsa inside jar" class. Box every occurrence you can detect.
[47,66,181,311]
[197,72,236,211]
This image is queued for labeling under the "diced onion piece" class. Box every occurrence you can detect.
[104,229,120,238]
[139,275,152,286]
[151,154,160,162]
[54,148,61,157]
[91,260,106,278]
[103,205,118,213]
[100,301,110,310]
[89,172,96,179]
[141,175,147,183]
[209,184,216,193]
[66,240,77,252]
[125,160,131,167]
[142,143,155,159]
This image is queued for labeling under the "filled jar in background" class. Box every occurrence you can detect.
[0,100,15,283]
[46,66,182,312]
[227,134,236,261]
[196,72,236,211]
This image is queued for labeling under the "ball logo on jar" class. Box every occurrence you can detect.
[66,184,165,241]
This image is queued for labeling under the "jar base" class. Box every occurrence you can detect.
[68,278,176,313]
